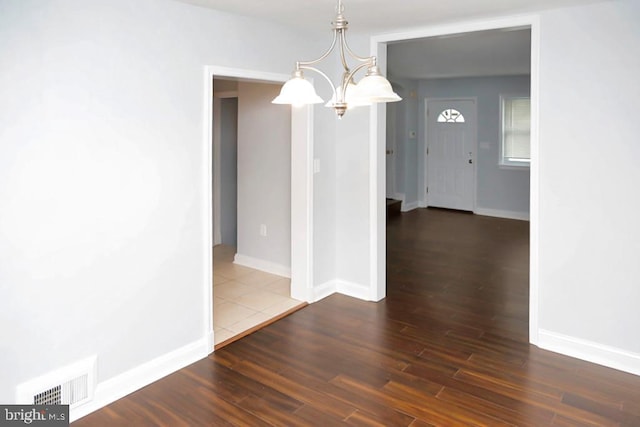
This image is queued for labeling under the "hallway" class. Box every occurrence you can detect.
[213,245,305,346]
[386,207,530,343]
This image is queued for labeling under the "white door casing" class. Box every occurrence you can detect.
[386,102,397,199]
[371,14,540,345]
[204,66,314,352]
[213,90,239,246]
[426,98,477,212]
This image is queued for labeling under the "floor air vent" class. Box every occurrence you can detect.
[17,356,96,409]
[34,385,62,405]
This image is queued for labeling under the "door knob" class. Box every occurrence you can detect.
[468,159,473,164]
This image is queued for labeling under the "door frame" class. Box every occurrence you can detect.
[203,66,314,352]
[213,90,238,246]
[385,101,397,199]
[369,14,540,344]
[424,97,478,212]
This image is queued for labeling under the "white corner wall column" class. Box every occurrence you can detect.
[290,104,315,302]
[202,68,216,353]
[528,19,541,345]
[370,57,387,301]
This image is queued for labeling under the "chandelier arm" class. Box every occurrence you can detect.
[297,30,339,67]
[338,30,350,72]
[336,61,372,102]
[341,31,374,63]
[298,65,338,97]
[345,62,371,86]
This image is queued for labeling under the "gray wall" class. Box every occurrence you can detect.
[388,80,419,205]
[220,97,238,247]
[237,81,291,269]
[0,0,325,406]
[390,75,531,216]
[313,104,338,287]
[537,0,640,355]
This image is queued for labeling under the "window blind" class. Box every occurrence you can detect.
[503,97,530,161]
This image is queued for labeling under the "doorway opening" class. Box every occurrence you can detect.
[203,67,313,351]
[380,21,536,342]
[211,77,305,348]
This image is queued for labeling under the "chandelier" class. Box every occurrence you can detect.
[272,0,401,118]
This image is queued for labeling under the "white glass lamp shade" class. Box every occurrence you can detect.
[272,76,324,107]
[325,82,372,109]
[352,74,401,104]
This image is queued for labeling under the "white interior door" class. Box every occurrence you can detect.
[426,99,476,211]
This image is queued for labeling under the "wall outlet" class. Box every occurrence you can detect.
[260,224,267,237]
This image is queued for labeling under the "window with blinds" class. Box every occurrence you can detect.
[500,96,530,167]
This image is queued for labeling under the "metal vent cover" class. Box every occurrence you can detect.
[17,356,96,410]
[34,385,62,405]
[32,374,89,406]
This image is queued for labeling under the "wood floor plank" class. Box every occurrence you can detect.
[232,394,312,427]
[279,367,417,426]
[562,392,640,426]
[344,409,400,427]
[74,208,640,426]
[231,359,357,419]
[453,369,619,426]
[293,404,353,426]
[436,386,551,427]
[332,375,514,426]
[187,386,271,427]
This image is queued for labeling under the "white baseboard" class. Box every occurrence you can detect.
[336,280,371,301]
[474,207,530,221]
[206,331,215,354]
[289,279,311,303]
[312,280,337,302]
[401,201,419,212]
[233,253,291,278]
[313,279,372,302]
[538,329,640,377]
[391,193,405,202]
[70,337,210,422]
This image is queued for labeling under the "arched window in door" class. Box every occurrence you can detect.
[437,108,465,123]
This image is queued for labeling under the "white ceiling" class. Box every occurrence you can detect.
[177,0,609,80]
[387,28,531,80]
[175,0,610,33]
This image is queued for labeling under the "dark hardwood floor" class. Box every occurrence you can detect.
[75,208,640,426]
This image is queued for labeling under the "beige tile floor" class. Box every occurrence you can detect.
[213,245,304,345]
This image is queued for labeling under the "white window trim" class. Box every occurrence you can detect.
[499,94,531,169]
